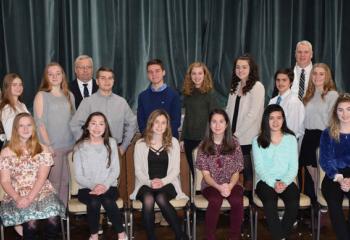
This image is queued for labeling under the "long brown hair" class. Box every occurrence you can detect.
[199,109,236,155]
[74,112,113,168]
[230,54,260,95]
[0,73,24,113]
[38,62,73,111]
[329,93,350,141]
[182,62,214,96]
[8,113,43,157]
[303,63,336,105]
[143,109,173,151]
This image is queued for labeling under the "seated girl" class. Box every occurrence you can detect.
[0,112,65,239]
[130,109,188,240]
[320,94,350,240]
[196,109,244,240]
[252,104,299,240]
[73,112,127,240]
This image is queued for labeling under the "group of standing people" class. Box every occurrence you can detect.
[0,38,349,240]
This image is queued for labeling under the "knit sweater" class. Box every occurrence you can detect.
[319,128,350,179]
[137,86,181,138]
[181,89,218,141]
[73,138,119,190]
[252,134,298,188]
[70,90,137,151]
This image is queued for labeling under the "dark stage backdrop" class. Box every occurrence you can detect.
[0,0,349,109]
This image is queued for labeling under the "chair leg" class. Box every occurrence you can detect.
[311,207,315,240]
[66,215,70,240]
[124,208,129,237]
[61,217,66,240]
[254,209,258,240]
[250,207,254,240]
[129,210,133,239]
[186,208,191,238]
[317,209,321,240]
[1,224,4,240]
[193,209,197,240]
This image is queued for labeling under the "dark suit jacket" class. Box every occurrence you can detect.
[69,79,98,109]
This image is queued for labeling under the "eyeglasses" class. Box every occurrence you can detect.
[77,65,93,70]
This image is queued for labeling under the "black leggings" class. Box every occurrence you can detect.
[78,187,125,234]
[322,168,350,240]
[22,216,59,240]
[137,185,186,240]
[183,139,201,178]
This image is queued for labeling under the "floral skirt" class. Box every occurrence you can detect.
[0,193,65,226]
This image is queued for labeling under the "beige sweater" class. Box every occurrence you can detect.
[130,137,188,200]
[226,81,265,145]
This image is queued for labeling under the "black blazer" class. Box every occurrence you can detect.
[69,79,98,109]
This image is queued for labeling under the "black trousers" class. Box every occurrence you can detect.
[322,168,350,240]
[256,181,299,240]
[183,139,201,178]
[78,187,124,234]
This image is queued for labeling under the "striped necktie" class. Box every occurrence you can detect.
[298,69,305,100]
[276,96,282,105]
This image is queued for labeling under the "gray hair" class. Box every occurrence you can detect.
[295,40,313,53]
[74,55,93,68]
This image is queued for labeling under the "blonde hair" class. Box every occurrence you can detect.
[8,113,43,157]
[143,109,173,151]
[329,93,350,141]
[38,62,73,111]
[303,63,336,105]
[182,62,213,96]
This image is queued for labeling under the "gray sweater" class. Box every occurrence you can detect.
[70,90,137,151]
[73,138,119,189]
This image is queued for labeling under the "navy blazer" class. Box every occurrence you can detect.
[69,79,98,109]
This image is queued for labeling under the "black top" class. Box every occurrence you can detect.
[231,96,241,133]
[148,146,169,179]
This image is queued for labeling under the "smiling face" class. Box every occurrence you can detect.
[87,115,106,139]
[17,116,34,142]
[210,113,227,137]
[96,70,114,93]
[47,65,63,87]
[147,64,165,88]
[191,66,205,88]
[152,114,168,136]
[275,73,292,95]
[235,59,250,81]
[295,43,313,68]
[10,77,24,98]
[269,111,284,133]
[337,101,350,126]
[311,67,326,89]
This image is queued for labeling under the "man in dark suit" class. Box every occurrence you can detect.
[70,55,98,109]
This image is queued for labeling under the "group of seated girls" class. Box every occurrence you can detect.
[1,94,350,240]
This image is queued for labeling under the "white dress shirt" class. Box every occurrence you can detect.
[291,63,313,97]
[77,79,93,98]
[269,89,305,139]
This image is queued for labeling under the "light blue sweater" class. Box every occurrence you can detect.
[252,134,298,188]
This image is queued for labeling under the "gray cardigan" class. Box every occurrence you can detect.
[130,137,188,200]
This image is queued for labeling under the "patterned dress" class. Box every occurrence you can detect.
[0,151,65,226]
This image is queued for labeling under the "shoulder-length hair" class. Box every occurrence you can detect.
[0,73,24,113]
[143,109,173,151]
[38,62,73,111]
[303,63,336,105]
[199,109,236,155]
[74,112,113,168]
[230,54,260,95]
[8,112,43,157]
[257,104,295,148]
[182,62,214,96]
[329,93,350,141]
